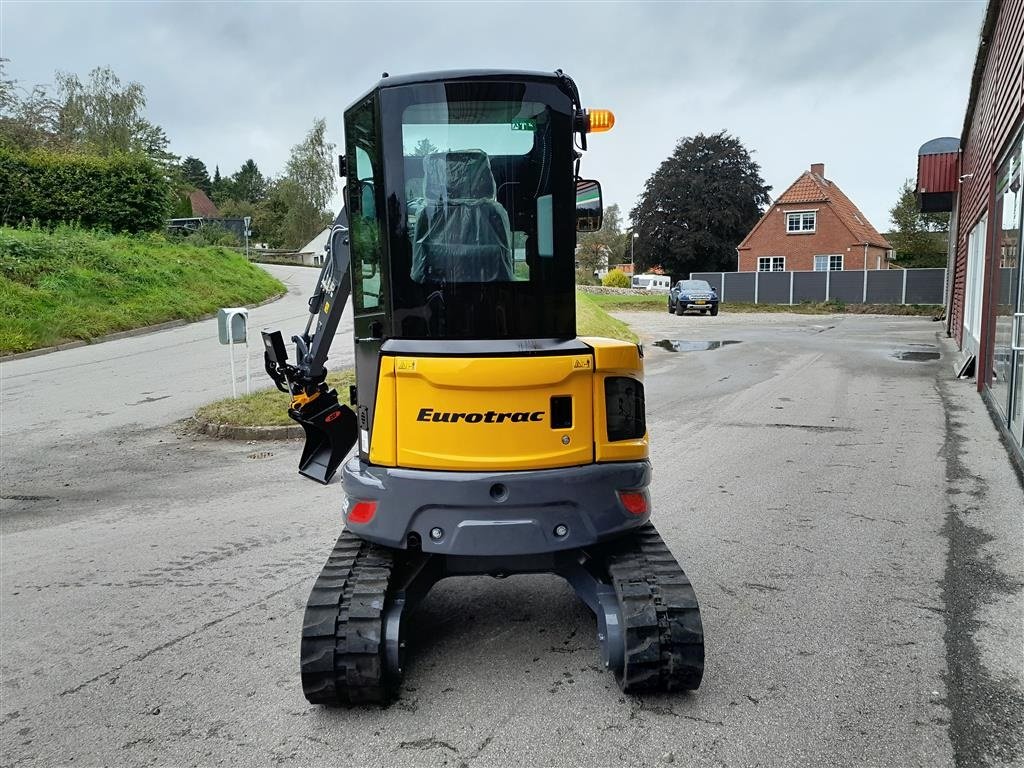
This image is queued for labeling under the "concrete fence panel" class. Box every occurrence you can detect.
[827,271,865,303]
[904,269,947,304]
[866,270,905,303]
[792,271,827,303]
[722,272,756,303]
[757,272,791,303]
[687,268,947,305]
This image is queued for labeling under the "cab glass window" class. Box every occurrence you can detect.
[380,80,575,339]
[345,98,385,312]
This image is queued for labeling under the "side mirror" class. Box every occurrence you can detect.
[338,155,348,179]
[576,179,603,232]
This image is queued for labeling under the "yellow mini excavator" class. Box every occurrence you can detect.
[262,69,704,704]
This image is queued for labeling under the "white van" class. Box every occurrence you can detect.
[631,274,671,292]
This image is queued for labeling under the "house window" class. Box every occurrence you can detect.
[758,256,785,272]
[813,254,843,271]
[786,211,816,233]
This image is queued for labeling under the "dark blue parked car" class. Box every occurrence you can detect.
[668,279,719,316]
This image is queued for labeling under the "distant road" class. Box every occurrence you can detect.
[0,263,352,479]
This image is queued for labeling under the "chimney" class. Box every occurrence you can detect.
[811,163,825,177]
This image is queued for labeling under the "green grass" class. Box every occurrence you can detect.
[195,370,357,427]
[0,226,285,354]
[576,291,638,343]
[584,291,939,316]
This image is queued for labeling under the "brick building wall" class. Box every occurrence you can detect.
[949,0,1023,362]
[737,203,890,272]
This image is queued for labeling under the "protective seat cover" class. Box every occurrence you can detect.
[412,150,514,283]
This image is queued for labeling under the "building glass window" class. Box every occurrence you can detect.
[964,217,987,348]
[787,211,816,233]
[813,254,843,271]
[758,256,785,272]
[987,132,1023,446]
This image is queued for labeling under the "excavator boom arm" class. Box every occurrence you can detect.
[261,207,358,484]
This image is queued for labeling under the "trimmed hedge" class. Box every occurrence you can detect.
[0,149,169,233]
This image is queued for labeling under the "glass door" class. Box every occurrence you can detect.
[991,134,1023,446]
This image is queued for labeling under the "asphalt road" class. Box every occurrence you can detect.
[1,304,1022,767]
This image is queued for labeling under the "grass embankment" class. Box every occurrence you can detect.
[195,370,357,428]
[0,226,285,354]
[195,292,636,429]
[584,291,939,316]
[576,291,638,342]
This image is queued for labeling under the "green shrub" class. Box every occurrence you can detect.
[185,223,240,247]
[0,148,170,233]
[602,268,630,288]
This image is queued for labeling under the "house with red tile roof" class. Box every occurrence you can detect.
[188,189,221,219]
[736,163,892,272]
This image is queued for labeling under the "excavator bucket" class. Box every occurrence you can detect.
[290,389,358,484]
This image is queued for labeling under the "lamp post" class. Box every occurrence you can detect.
[631,232,639,272]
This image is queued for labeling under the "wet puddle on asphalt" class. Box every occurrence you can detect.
[893,343,940,362]
[653,340,742,352]
[893,351,941,362]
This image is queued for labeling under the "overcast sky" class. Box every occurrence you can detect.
[1,1,986,232]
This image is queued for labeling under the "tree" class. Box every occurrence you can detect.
[412,137,439,157]
[629,131,771,277]
[231,159,268,203]
[180,156,212,194]
[253,178,299,247]
[210,165,231,204]
[888,179,950,268]
[278,118,336,247]
[577,203,626,281]
[54,66,173,165]
[0,59,60,151]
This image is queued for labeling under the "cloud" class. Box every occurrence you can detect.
[1,0,986,230]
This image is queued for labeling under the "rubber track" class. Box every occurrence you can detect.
[607,523,704,693]
[300,529,394,705]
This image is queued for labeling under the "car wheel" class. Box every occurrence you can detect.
[675,302,685,316]
[710,305,719,316]
[667,302,675,314]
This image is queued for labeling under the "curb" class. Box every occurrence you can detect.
[0,291,286,363]
[193,417,303,441]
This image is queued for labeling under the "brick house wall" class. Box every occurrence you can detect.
[737,163,892,272]
[737,204,890,272]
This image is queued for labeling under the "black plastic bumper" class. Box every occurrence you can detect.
[340,458,652,556]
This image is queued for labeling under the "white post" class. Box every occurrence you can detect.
[902,269,908,305]
[228,336,237,398]
[245,339,251,394]
[754,271,759,304]
[862,267,868,303]
[789,271,795,305]
[825,269,830,301]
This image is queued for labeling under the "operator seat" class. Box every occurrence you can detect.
[412,150,514,283]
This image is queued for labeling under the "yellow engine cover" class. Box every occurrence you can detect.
[388,353,595,470]
[367,338,648,471]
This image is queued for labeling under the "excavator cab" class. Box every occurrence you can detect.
[263,70,704,705]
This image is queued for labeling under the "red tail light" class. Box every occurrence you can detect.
[617,490,649,516]
[347,500,377,524]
